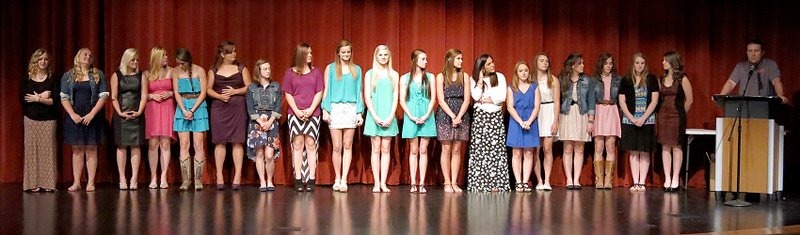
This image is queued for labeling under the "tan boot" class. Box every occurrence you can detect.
[604,161,615,189]
[179,158,192,191]
[194,159,205,191]
[594,161,604,189]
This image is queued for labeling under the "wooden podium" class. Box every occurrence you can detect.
[712,95,784,196]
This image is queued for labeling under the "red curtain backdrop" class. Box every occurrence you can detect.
[2,0,798,189]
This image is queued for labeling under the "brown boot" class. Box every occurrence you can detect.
[594,161,604,189]
[603,161,615,189]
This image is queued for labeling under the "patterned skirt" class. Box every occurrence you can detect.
[288,114,321,141]
[246,119,281,160]
[23,117,57,190]
[467,109,510,192]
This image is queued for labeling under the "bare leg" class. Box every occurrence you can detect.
[418,137,430,193]
[159,138,171,187]
[330,129,344,185]
[671,146,684,188]
[573,142,585,186]
[542,137,554,187]
[305,135,318,180]
[192,132,206,161]
[147,139,159,187]
[291,135,305,180]
[409,138,420,188]
[511,148,523,186]
[70,145,86,191]
[370,137,381,191]
[605,137,617,161]
[662,145,673,188]
[522,148,534,185]
[563,141,575,186]
[214,144,226,185]
[85,145,99,191]
[255,148,266,187]
[341,129,356,187]
[232,143,244,185]
[380,137,392,192]
[131,147,141,188]
[116,147,128,188]
[265,147,276,187]
[440,141,453,192]
[630,152,640,187]
[638,152,651,186]
[450,141,464,192]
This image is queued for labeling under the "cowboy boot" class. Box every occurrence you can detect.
[179,158,191,191]
[194,159,205,190]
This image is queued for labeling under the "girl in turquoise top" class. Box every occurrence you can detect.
[400,49,437,194]
[171,48,209,191]
[363,44,399,193]
[322,40,364,192]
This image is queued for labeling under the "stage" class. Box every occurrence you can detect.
[3,184,799,234]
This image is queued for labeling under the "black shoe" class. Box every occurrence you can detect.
[295,179,304,192]
[305,179,315,192]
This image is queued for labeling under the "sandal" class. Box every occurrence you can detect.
[119,182,129,190]
[373,185,381,193]
[410,185,418,193]
[515,183,524,192]
[339,182,348,192]
[149,181,158,189]
[129,181,138,190]
[86,184,96,192]
[381,184,391,193]
[522,183,533,192]
[418,185,427,194]
[68,184,82,192]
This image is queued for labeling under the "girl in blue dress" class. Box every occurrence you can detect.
[506,61,541,192]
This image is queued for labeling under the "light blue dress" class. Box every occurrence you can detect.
[401,73,437,138]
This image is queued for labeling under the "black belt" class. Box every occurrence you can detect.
[570,101,578,105]
[541,101,554,104]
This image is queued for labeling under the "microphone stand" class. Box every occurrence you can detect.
[724,65,754,207]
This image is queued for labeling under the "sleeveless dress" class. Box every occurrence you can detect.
[113,71,146,146]
[506,84,540,148]
[173,77,209,132]
[435,79,471,141]
[364,75,399,136]
[145,71,176,140]
[537,77,558,138]
[656,78,685,146]
[401,73,437,138]
[210,65,248,144]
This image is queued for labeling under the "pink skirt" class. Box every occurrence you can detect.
[593,104,621,137]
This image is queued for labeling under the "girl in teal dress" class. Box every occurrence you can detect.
[171,48,209,191]
[364,44,399,193]
[400,49,437,194]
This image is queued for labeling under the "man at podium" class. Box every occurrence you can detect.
[717,39,788,104]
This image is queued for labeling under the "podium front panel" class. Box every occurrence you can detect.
[719,118,770,193]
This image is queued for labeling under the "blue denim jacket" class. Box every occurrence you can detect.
[59,69,108,105]
[560,74,596,115]
[246,82,282,120]
[593,74,621,104]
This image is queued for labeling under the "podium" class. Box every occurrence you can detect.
[712,95,784,198]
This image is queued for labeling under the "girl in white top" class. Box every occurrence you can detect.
[533,53,560,191]
[467,54,510,192]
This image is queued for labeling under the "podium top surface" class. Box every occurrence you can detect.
[686,128,715,135]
